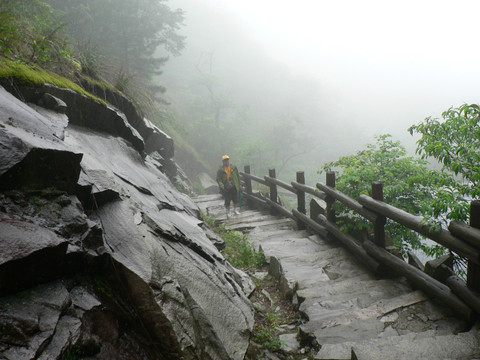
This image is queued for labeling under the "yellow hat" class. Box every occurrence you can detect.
[222,155,230,160]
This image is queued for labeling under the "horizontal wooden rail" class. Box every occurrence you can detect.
[264,176,297,194]
[446,275,480,314]
[292,209,328,237]
[363,240,473,320]
[240,172,269,186]
[242,192,268,208]
[359,195,480,264]
[240,164,480,319]
[291,181,327,201]
[449,221,480,251]
[265,198,296,219]
[316,182,378,223]
[316,214,381,274]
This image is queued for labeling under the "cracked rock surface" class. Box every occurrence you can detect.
[0,85,253,360]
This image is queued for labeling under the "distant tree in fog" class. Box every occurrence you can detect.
[47,0,185,88]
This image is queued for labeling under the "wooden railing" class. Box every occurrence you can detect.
[240,166,480,321]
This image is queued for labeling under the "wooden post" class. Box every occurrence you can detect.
[296,171,306,230]
[243,165,253,208]
[467,200,480,292]
[326,171,336,223]
[269,168,278,215]
[244,165,252,195]
[310,198,325,220]
[372,181,386,248]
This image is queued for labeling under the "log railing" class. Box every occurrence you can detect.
[240,167,480,321]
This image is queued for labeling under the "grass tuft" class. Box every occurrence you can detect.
[253,309,285,351]
[202,212,265,269]
[0,57,106,105]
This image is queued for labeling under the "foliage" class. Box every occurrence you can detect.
[0,57,106,105]
[61,345,90,360]
[0,0,70,65]
[408,103,480,223]
[252,309,285,351]
[202,213,265,269]
[264,114,316,177]
[0,0,185,119]
[321,134,457,256]
[235,139,273,176]
[218,224,266,269]
[46,0,185,84]
[167,53,317,175]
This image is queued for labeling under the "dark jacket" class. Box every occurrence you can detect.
[216,165,240,192]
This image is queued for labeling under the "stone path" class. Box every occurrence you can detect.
[195,194,480,360]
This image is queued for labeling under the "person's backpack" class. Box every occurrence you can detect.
[225,180,234,190]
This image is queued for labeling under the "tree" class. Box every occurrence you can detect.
[0,0,68,65]
[409,103,480,224]
[265,113,316,177]
[46,0,185,85]
[321,134,457,257]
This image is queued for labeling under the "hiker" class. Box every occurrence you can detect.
[216,154,241,218]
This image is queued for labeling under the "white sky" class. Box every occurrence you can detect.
[166,0,480,156]
[219,0,480,81]
[204,0,480,149]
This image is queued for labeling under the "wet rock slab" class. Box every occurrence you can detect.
[0,86,254,360]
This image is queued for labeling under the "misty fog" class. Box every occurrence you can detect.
[159,0,480,180]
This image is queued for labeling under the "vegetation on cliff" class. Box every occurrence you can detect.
[0,0,185,126]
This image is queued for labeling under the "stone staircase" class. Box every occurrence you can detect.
[195,194,480,360]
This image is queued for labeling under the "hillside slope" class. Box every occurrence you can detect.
[0,82,254,360]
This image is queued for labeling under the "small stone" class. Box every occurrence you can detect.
[416,313,428,322]
[253,302,266,314]
[134,211,143,225]
[379,325,398,338]
[253,271,268,280]
[261,289,273,306]
[279,333,299,353]
[380,312,399,323]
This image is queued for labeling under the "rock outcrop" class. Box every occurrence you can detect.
[198,172,219,195]
[0,84,254,360]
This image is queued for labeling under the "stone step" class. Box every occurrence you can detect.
[194,194,223,203]
[315,328,480,360]
[225,217,295,232]
[194,203,480,359]
[196,201,224,214]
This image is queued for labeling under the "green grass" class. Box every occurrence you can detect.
[253,309,285,351]
[0,57,107,105]
[202,213,265,269]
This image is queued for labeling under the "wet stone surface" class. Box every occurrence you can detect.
[0,85,255,360]
[197,193,480,360]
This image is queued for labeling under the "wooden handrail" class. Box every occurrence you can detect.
[316,214,381,273]
[264,176,297,194]
[359,194,480,264]
[446,275,480,314]
[265,198,296,219]
[291,181,327,200]
[242,192,268,208]
[240,172,269,186]
[363,239,473,321]
[316,182,378,223]
[240,165,480,319]
[292,209,328,237]
[449,221,480,251]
